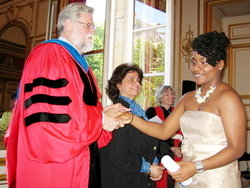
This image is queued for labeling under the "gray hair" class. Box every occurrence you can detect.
[57,2,94,35]
[155,85,174,103]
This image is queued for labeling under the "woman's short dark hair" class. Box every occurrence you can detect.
[191,31,230,67]
[106,63,143,102]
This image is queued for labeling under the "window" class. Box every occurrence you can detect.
[85,0,106,89]
[132,0,173,109]
[82,0,173,107]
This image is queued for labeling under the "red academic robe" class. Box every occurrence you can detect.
[5,42,111,188]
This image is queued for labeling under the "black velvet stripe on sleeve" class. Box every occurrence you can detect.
[24,94,72,109]
[25,77,69,92]
[25,112,71,126]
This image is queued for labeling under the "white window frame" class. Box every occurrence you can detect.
[102,0,174,106]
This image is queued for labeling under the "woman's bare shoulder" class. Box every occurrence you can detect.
[217,83,244,110]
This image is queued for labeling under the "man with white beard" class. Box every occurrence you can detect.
[5,2,129,188]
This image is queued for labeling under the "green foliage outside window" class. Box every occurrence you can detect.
[133,38,165,109]
[85,24,104,89]
[137,76,164,109]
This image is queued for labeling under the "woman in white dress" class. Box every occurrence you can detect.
[117,31,246,188]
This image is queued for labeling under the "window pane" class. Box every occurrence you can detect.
[133,27,165,74]
[85,0,106,88]
[133,0,167,108]
[93,24,105,50]
[136,75,164,109]
[134,0,166,30]
[85,53,104,89]
[86,0,106,28]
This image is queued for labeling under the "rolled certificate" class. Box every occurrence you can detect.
[161,155,193,186]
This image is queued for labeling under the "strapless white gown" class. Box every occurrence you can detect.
[175,111,242,188]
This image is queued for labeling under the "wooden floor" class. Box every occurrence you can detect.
[0,150,6,187]
[0,137,6,150]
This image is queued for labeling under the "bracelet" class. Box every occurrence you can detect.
[129,113,134,124]
[194,160,204,173]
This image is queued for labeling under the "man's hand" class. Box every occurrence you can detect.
[103,103,130,131]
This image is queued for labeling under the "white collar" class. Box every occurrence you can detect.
[59,36,82,54]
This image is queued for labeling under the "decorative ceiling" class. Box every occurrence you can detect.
[214,0,250,18]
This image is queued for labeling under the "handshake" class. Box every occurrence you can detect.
[116,112,134,124]
[102,103,134,131]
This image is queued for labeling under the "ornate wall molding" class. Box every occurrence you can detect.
[228,22,250,40]
[228,43,250,94]
[0,1,33,31]
[0,40,24,80]
[0,54,23,81]
[182,25,194,65]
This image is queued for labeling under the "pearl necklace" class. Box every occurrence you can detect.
[195,86,216,104]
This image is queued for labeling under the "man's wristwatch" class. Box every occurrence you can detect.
[194,160,204,173]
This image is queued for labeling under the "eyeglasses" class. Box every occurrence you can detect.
[77,21,96,30]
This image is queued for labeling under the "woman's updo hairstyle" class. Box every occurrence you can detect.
[191,31,230,67]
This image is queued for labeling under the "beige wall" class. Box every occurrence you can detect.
[173,0,201,98]
[224,15,250,152]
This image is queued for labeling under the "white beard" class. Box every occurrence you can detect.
[81,34,94,53]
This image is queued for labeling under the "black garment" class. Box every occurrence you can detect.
[100,98,159,188]
[146,106,175,188]
[76,64,100,188]
[146,106,174,158]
